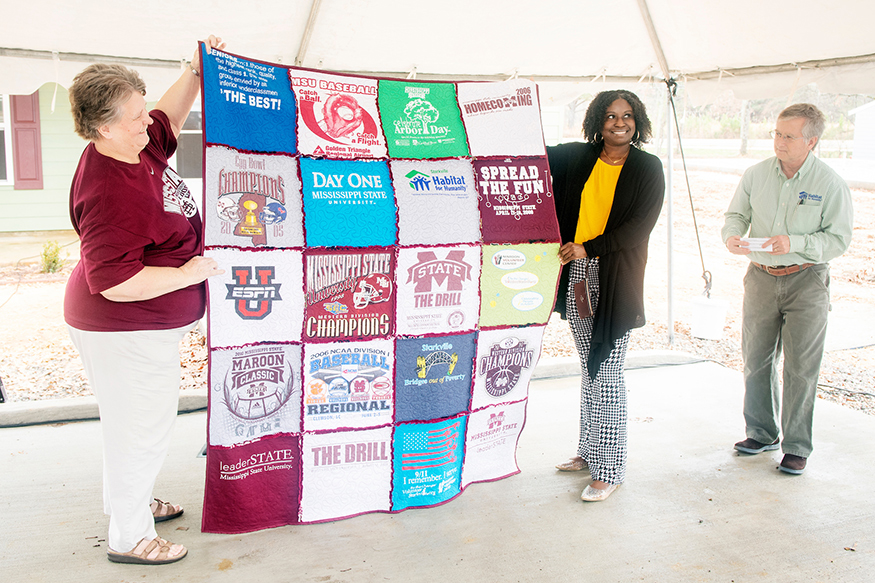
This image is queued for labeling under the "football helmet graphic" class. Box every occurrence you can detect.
[352,273,393,309]
[217,195,243,222]
[259,201,287,225]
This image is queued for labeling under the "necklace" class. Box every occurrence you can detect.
[601,150,629,165]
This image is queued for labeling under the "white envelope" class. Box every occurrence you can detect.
[741,237,773,252]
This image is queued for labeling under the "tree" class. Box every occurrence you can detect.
[404,99,440,132]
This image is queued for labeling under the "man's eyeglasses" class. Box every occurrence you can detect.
[769,130,805,142]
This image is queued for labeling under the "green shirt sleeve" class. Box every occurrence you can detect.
[789,177,853,263]
[721,169,753,243]
[721,155,853,265]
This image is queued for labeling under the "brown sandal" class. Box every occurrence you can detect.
[107,536,188,565]
[151,498,184,523]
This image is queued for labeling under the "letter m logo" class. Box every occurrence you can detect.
[407,250,472,293]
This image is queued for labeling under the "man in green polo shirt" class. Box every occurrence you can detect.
[721,103,853,475]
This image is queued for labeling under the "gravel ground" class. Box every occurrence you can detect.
[1,169,873,415]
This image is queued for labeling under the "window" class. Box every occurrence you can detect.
[169,108,203,211]
[175,110,203,179]
[0,95,11,184]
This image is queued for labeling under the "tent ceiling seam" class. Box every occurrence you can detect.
[0,47,180,69]
[686,53,875,80]
[3,47,875,84]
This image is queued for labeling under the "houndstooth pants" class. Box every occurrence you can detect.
[566,257,630,485]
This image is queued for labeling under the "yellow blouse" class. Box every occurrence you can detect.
[574,158,622,244]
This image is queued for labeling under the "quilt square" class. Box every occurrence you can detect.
[290,70,387,159]
[201,47,297,155]
[303,340,394,432]
[457,79,546,157]
[300,427,392,523]
[203,146,303,249]
[391,159,481,245]
[300,158,397,247]
[461,400,526,488]
[394,333,476,423]
[479,244,561,328]
[303,247,394,343]
[199,48,564,529]
[472,325,545,411]
[378,80,469,159]
[474,157,560,243]
[206,247,304,347]
[392,416,467,511]
[208,343,303,447]
[202,434,302,533]
[395,245,481,336]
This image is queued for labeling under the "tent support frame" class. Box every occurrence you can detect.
[4,47,875,85]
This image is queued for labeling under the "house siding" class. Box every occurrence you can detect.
[852,105,875,161]
[0,83,85,232]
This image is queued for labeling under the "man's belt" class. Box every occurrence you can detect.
[751,262,814,276]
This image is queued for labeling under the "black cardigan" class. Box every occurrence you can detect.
[547,142,665,378]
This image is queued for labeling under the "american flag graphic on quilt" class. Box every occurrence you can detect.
[198,43,561,532]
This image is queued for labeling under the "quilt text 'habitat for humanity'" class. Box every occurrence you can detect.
[199,45,562,533]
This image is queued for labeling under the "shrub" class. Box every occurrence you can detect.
[40,240,63,273]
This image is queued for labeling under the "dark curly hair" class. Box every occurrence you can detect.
[582,90,652,148]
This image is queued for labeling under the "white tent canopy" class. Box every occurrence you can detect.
[3,0,875,102]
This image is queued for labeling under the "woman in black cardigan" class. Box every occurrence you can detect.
[548,90,664,502]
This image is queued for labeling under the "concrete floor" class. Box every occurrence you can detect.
[3,361,874,582]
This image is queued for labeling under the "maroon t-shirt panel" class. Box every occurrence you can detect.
[65,110,205,332]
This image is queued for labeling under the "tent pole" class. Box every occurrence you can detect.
[637,0,675,346]
[635,0,671,81]
[295,0,324,67]
[666,85,675,345]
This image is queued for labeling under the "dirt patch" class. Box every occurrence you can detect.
[1,170,873,414]
[543,169,875,414]
[0,264,207,401]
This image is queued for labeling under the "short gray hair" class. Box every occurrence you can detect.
[778,103,826,141]
[69,64,146,141]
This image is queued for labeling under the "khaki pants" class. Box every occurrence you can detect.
[741,263,830,458]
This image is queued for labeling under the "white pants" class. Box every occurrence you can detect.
[67,322,194,552]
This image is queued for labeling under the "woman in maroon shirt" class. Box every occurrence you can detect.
[65,36,225,565]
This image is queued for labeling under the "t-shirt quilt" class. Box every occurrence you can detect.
[391,158,481,245]
[203,146,304,249]
[199,45,561,533]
